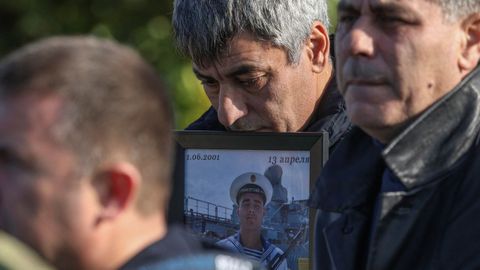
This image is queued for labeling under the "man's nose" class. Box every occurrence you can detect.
[348,18,375,58]
[217,85,247,128]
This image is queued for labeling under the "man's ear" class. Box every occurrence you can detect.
[459,13,480,73]
[306,21,330,73]
[93,162,140,221]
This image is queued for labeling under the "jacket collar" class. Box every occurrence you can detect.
[384,66,480,190]
[313,127,383,211]
[305,74,351,147]
[315,66,480,211]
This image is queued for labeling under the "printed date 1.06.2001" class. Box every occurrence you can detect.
[186,153,220,161]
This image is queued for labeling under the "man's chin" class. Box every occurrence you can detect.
[227,120,271,132]
[229,126,266,132]
[244,220,260,228]
[229,126,278,132]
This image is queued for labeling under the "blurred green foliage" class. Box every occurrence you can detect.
[0,0,338,129]
[328,0,340,31]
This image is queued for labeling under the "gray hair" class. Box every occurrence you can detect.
[172,0,330,66]
[433,0,480,20]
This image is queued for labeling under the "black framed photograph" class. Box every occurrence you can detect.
[170,131,328,270]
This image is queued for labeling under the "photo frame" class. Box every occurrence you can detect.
[169,131,328,270]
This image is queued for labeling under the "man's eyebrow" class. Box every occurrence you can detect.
[241,198,252,203]
[192,68,212,80]
[193,64,267,80]
[0,145,17,162]
[369,1,416,17]
[338,1,415,16]
[0,145,20,167]
[225,64,263,78]
[0,144,38,173]
[338,1,358,13]
[252,198,264,204]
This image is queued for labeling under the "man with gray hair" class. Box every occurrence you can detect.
[311,0,480,269]
[172,0,350,150]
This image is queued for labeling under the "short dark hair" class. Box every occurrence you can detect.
[0,36,174,214]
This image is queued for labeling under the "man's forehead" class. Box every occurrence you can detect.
[0,93,67,151]
[339,0,421,9]
[0,93,77,178]
[339,0,408,4]
[339,0,435,20]
[239,193,264,203]
[225,32,274,56]
[193,51,272,72]
[192,33,283,74]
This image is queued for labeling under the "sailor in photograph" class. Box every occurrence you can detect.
[217,173,287,270]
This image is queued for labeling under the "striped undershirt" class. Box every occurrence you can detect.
[242,247,263,262]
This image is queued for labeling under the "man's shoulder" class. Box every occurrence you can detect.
[216,237,231,246]
[309,127,382,209]
[263,240,283,254]
[269,243,284,255]
[262,237,284,256]
[0,231,53,270]
[138,252,266,270]
[127,231,266,270]
[186,107,226,131]
[216,234,240,251]
[120,225,218,269]
[306,78,351,151]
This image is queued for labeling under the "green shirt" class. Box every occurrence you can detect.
[0,231,53,270]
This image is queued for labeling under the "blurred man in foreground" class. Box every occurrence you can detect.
[0,36,262,270]
[311,0,480,269]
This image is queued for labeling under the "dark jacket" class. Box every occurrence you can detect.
[119,226,212,269]
[187,78,351,153]
[120,226,264,270]
[311,67,480,270]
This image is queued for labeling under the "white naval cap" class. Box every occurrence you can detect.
[230,172,273,206]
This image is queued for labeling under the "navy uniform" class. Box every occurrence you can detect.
[217,173,287,270]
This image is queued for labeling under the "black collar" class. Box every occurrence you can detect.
[384,66,480,189]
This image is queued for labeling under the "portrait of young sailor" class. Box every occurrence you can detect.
[216,172,288,270]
